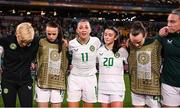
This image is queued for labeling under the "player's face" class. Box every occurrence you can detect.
[76,21,91,40]
[167,14,180,33]
[129,32,145,48]
[46,26,58,42]
[103,29,117,45]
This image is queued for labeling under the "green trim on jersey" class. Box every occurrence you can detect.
[76,37,90,45]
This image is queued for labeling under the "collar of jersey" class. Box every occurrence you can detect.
[104,45,112,51]
[77,37,90,45]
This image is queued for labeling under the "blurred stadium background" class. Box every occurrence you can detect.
[0,0,179,107]
[0,0,179,40]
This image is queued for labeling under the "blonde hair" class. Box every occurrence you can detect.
[16,22,34,42]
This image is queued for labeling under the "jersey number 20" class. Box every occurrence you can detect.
[103,57,114,66]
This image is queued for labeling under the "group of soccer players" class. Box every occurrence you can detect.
[0,8,179,108]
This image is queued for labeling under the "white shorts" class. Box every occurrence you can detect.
[35,85,64,103]
[161,83,180,106]
[67,74,97,103]
[98,93,125,103]
[131,92,161,108]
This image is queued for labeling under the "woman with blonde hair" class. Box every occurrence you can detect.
[0,22,40,107]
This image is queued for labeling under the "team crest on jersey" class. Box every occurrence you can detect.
[114,52,120,58]
[50,50,60,61]
[3,88,8,94]
[137,52,150,65]
[9,43,17,50]
[89,45,95,52]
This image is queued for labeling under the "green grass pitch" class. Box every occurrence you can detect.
[0,74,132,107]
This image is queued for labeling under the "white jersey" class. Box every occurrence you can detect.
[97,46,128,95]
[69,37,101,76]
[0,46,3,69]
[119,47,129,64]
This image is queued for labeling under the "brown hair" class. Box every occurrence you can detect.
[103,26,120,54]
[130,21,147,37]
[46,21,63,53]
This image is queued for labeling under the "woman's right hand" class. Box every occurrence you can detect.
[159,26,169,37]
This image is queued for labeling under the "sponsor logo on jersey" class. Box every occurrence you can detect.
[28,86,32,90]
[167,39,173,44]
[99,52,103,56]
[89,45,95,52]
[9,43,17,50]
[74,48,78,52]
